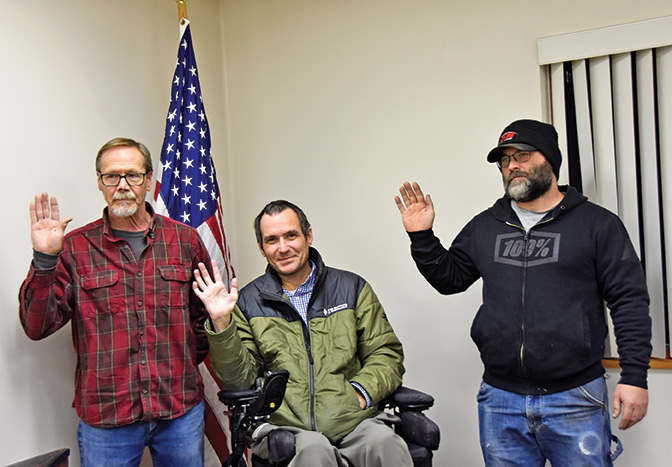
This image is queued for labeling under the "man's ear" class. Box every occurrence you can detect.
[306,228,313,247]
[258,243,266,257]
[145,171,153,192]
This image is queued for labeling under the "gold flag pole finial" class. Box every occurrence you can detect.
[176,0,188,24]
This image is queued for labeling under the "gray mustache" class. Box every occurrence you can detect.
[112,193,138,201]
[506,172,529,183]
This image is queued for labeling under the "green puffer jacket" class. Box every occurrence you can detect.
[206,248,405,443]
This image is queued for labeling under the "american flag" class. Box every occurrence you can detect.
[153,20,234,466]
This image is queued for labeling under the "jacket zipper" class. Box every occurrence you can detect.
[521,231,529,380]
[283,295,318,431]
[505,222,529,380]
[506,216,555,383]
[272,260,324,432]
[303,321,317,431]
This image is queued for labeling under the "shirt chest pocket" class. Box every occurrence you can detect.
[157,265,192,308]
[79,270,123,316]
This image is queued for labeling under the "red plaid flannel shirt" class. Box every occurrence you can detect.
[19,205,210,427]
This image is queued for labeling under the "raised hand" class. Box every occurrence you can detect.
[394,182,435,232]
[30,193,73,255]
[192,260,238,333]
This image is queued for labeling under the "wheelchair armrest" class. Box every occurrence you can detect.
[217,370,290,417]
[218,384,262,407]
[400,411,440,451]
[385,386,435,412]
[382,385,440,452]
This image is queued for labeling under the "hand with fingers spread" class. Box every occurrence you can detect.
[394,181,435,232]
[192,260,238,333]
[30,192,73,255]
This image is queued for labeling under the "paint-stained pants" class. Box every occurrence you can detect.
[477,376,621,466]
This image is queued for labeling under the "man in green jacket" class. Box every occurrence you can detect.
[192,200,412,467]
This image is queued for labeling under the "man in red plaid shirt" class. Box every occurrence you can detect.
[19,138,211,467]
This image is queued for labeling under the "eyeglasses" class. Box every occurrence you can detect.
[99,172,147,187]
[497,151,534,169]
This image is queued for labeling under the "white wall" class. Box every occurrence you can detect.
[3,0,672,466]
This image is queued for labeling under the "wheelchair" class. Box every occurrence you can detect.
[218,370,440,467]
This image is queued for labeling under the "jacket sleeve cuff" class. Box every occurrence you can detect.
[617,366,649,390]
[407,229,447,264]
[205,317,235,337]
[351,382,372,408]
[407,229,435,243]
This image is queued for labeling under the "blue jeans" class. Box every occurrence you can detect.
[477,377,622,466]
[77,401,205,467]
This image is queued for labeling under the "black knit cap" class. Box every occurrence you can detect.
[486,119,562,177]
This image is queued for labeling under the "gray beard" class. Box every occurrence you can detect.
[503,161,554,202]
[110,203,138,218]
[110,193,139,218]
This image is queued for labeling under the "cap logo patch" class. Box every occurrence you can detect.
[499,131,517,144]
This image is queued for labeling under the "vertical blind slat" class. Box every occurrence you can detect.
[611,53,642,252]
[550,63,569,184]
[635,49,666,357]
[572,59,597,200]
[588,55,619,356]
[589,56,619,213]
[657,46,672,353]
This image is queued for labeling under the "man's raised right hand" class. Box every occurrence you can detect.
[395,182,436,232]
[30,193,73,255]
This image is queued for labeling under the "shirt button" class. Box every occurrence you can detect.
[138,301,143,307]
[142,389,148,394]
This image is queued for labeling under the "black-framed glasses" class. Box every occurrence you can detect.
[497,151,534,169]
[98,172,147,187]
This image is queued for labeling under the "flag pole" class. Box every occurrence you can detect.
[176,0,188,24]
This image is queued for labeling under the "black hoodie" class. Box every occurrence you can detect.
[408,186,651,394]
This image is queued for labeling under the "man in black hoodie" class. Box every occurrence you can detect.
[395,119,651,466]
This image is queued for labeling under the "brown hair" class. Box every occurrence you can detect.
[95,137,153,173]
